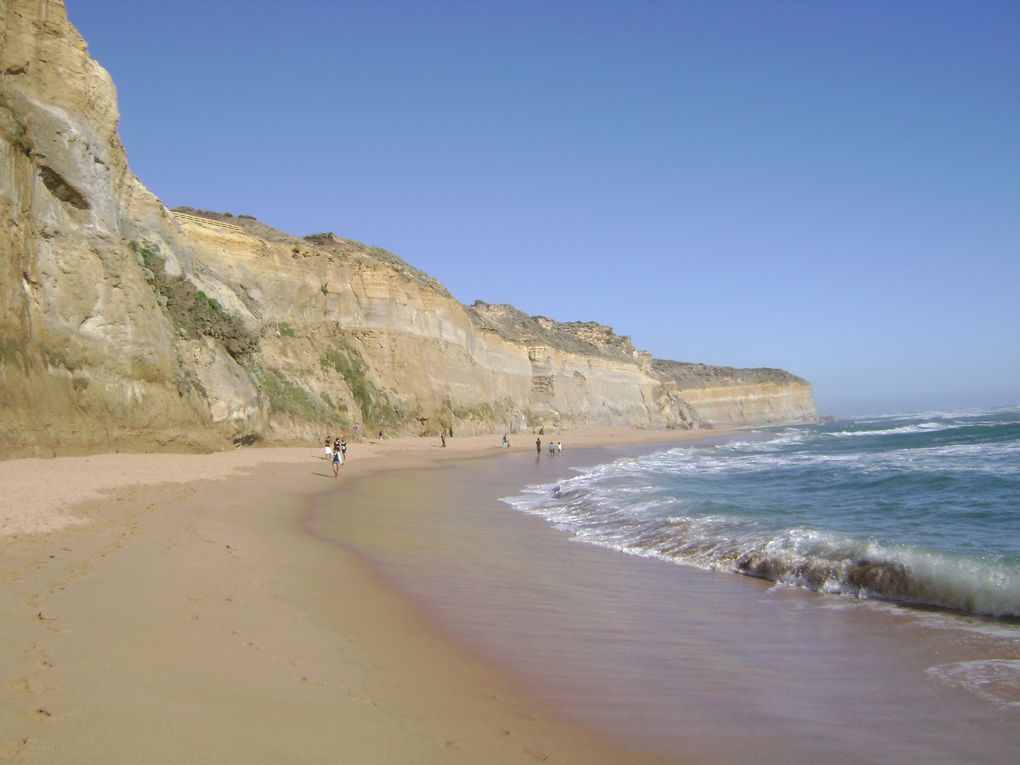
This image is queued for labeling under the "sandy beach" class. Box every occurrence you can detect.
[0,427,708,764]
[8,425,1016,764]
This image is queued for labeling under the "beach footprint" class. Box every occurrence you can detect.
[0,738,30,760]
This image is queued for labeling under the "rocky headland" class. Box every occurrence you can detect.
[0,0,816,458]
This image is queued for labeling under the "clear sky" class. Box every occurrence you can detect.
[66,1,1019,416]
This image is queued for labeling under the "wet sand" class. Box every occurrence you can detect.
[0,428,697,764]
[315,442,1020,764]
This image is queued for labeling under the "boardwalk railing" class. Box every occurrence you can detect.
[172,211,246,233]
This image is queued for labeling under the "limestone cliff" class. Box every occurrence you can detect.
[651,360,817,428]
[1,0,238,457]
[0,1,816,458]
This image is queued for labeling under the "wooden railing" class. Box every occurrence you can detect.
[172,211,246,233]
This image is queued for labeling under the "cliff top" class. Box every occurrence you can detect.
[652,359,809,389]
[173,207,650,364]
[172,207,449,296]
[170,212,802,385]
[468,302,639,363]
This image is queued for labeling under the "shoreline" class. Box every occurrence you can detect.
[313,438,1020,764]
[0,426,717,763]
[0,426,724,539]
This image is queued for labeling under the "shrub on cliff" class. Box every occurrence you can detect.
[0,94,34,157]
[249,366,339,425]
[132,241,257,358]
[320,339,397,427]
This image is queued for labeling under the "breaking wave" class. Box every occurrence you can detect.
[502,408,1020,619]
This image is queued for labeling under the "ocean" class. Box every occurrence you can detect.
[503,407,1020,619]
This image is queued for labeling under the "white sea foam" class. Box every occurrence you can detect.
[851,407,1009,423]
[504,472,1020,618]
[829,422,949,438]
[926,660,1020,708]
[501,409,1020,618]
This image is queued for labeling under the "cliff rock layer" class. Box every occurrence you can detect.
[0,1,816,457]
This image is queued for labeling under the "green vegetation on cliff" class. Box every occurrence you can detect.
[0,94,33,157]
[320,338,397,427]
[249,365,337,424]
[133,241,257,358]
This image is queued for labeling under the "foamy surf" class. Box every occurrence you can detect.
[927,660,1020,708]
[503,407,1020,618]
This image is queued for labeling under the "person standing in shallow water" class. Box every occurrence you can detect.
[536,437,542,455]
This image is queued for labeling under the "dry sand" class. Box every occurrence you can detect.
[0,427,716,763]
[0,427,700,539]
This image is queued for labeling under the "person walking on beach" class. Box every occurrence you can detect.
[323,437,333,460]
[502,433,508,448]
[548,440,555,455]
[556,441,562,454]
[536,437,542,455]
[440,432,446,447]
[340,438,348,462]
[331,443,342,477]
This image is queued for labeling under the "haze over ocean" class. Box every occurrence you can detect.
[66,1,1020,416]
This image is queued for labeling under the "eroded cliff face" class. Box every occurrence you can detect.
[0,1,816,457]
[1,0,233,456]
[652,361,817,428]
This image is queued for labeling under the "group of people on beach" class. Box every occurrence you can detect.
[536,437,563,455]
[323,436,348,477]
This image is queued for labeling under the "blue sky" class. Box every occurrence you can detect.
[66,1,1019,416]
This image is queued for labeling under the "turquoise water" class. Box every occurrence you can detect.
[504,407,1020,618]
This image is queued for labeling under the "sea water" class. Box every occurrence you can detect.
[503,407,1020,619]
